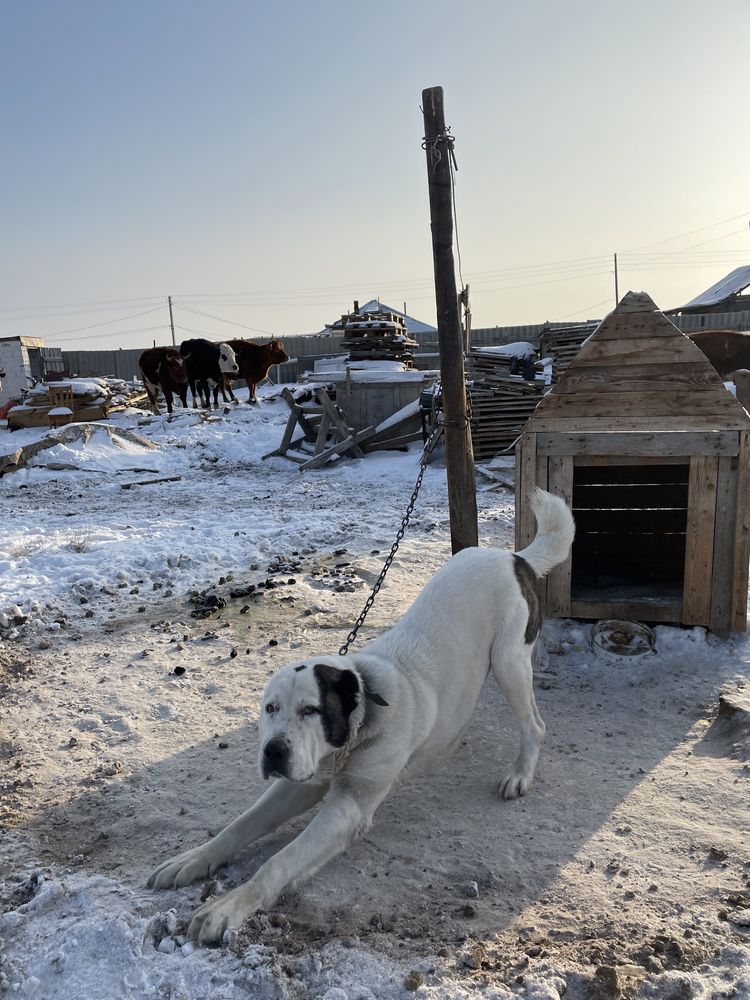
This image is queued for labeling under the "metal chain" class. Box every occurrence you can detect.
[338,422,444,656]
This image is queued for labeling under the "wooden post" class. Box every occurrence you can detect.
[168,295,176,347]
[734,369,750,413]
[613,252,619,305]
[422,85,478,553]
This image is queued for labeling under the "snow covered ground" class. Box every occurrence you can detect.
[1,387,749,999]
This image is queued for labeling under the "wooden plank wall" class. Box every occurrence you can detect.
[545,456,573,617]
[517,428,750,632]
[731,431,750,631]
[515,434,538,549]
[682,456,718,626]
[710,456,739,633]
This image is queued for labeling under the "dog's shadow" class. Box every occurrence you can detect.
[18,641,727,952]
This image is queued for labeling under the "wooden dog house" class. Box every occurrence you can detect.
[516,291,750,633]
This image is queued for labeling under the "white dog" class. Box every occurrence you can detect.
[149,489,575,945]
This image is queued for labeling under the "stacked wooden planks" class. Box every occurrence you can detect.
[329,308,419,365]
[539,323,598,381]
[7,378,149,428]
[466,348,545,459]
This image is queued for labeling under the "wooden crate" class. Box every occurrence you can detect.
[516,292,750,633]
[342,373,430,433]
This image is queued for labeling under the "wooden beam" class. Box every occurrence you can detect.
[555,363,725,395]
[534,451,549,611]
[316,389,366,459]
[530,390,742,419]
[515,434,538,548]
[570,598,682,623]
[545,455,573,618]
[299,426,376,471]
[710,455,739,634]
[731,430,750,631]
[531,417,750,433]
[682,455,718,626]
[422,85,478,554]
[536,431,740,457]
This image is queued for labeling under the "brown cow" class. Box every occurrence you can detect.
[222,339,289,404]
[688,330,750,378]
[138,347,189,415]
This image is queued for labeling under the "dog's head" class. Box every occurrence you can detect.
[258,657,368,782]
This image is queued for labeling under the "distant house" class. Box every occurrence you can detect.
[0,336,65,407]
[668,266,750,332]
[354,300,437,336]
[319,300,437,340]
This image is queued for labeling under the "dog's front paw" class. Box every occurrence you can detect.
[498,769,534,799]
[148,846,217,889]
[187,886,258,946]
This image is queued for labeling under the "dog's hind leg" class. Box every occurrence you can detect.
[490,636,546,799]
[148,778,329,890]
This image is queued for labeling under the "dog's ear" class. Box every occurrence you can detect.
[313,663,362,748]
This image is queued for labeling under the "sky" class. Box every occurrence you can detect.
[1,0,749,352]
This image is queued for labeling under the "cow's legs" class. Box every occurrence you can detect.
[189,378,200,409]
[141,375,162,415]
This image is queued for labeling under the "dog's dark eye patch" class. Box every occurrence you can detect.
[313,664,360,748]
[294,664,307,672]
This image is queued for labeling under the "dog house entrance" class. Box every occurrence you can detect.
[570,463,689,612]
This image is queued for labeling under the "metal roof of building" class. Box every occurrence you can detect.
[678,265,750,311]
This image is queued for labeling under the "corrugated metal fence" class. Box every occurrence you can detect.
[62,334,347,381]
[61,312,750,380]
[670,310,750,333]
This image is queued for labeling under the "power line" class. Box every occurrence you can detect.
[174,323,215,339]
[172,302,276,336]
[37,305,165,340]
[0,294,164,316]
[552,297,614,321]
[627,210,750,251]
[684,227,749,250]
[51,324,167,344]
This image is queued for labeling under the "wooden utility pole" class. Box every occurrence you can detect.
[168,295,176,346]
[422,86,478,553]
[613,253,619,305]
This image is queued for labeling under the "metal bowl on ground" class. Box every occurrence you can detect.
[591,619,656,666]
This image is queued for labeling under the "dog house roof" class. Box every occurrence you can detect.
[524,290,750,434]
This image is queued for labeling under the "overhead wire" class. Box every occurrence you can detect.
[52,324,168,344]
[4,210,747,342]
[36,305,166,340]
[172,302,276,336]
[626,211,750,251]
[0,294,164,316]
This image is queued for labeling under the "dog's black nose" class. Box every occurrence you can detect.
[262,737,289,777]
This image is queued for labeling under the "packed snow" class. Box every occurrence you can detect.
[1,385,749,999]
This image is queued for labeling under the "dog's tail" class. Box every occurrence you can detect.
[516,488,575,578]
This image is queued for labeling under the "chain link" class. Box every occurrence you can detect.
[338,422,443,656]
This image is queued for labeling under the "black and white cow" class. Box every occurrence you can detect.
[178,339,239,409]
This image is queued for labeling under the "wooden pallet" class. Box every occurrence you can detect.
[465,350,546,459]
[264,387,375,471]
